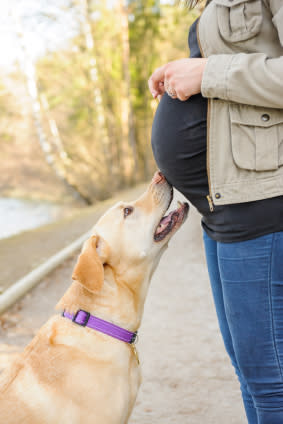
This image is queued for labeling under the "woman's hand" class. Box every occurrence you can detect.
[148,58,208,101]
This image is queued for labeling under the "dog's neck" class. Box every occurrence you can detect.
[56,264,152,331]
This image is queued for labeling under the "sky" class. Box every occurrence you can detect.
[0,0,172,73]
[0,0,83,72]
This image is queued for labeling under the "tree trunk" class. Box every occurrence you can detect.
[80,0,113,184]
[40,93,70,163]
[118,0,139,184]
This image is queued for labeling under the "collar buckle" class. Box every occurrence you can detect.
[72,309,91,327]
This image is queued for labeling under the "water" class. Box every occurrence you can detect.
[0,197,66,240]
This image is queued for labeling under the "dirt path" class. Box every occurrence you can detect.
[0,190,246,423]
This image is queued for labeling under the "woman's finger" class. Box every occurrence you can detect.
[176,88,189,101]
[148,65,166,97]
[158,81,165,95]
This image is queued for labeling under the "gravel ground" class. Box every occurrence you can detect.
[0,191,246,423]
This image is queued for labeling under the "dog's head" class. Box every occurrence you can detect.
[71,172,189,295]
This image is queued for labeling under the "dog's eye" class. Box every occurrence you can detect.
[123,206,133,218]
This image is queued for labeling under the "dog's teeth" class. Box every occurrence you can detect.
[177,201,182,208]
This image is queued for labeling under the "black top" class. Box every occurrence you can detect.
[151,18,283,243]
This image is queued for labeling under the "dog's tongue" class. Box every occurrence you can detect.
[155,211,174,235]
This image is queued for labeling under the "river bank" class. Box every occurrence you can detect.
[0,183,147,294]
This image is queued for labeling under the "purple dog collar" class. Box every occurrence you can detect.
[62,309,138,344]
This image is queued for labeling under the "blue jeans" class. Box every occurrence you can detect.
[203,231,283,424]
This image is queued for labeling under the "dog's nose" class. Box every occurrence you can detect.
[152,171,166,184]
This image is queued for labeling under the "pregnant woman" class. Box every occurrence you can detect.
[149,1,283,423]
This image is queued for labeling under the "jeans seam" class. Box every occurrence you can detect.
[268,233,283,381]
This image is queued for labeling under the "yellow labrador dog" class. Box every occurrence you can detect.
[0,171,189,424]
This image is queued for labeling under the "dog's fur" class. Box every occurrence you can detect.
[0,172,188,424]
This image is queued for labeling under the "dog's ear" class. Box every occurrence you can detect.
[72,234,108,293]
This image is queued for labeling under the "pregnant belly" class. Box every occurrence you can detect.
[151,92,208,200]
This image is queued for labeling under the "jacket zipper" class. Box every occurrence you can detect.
[196,18,214,212]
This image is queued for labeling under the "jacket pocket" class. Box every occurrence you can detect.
[229,104,283,171]
[214,0,262,43]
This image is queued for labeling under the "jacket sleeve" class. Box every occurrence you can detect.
[201,0,283,109]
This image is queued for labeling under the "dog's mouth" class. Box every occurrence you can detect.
[154,200,189,242]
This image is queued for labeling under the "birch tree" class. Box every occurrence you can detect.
[13,10,91,204]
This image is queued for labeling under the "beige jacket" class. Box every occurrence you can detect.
[198,0,283,209]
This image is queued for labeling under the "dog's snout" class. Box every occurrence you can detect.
[152,171,166,185]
